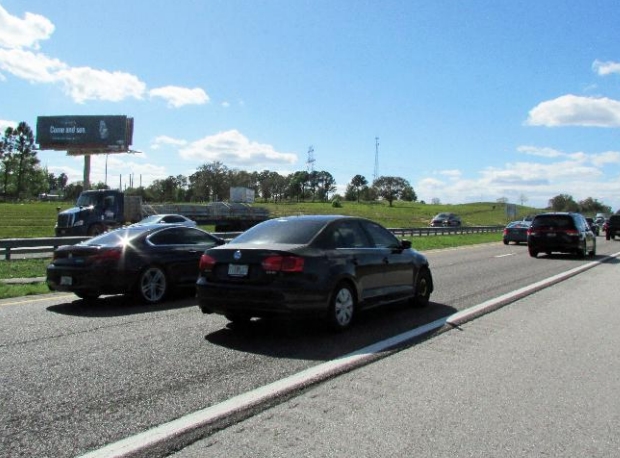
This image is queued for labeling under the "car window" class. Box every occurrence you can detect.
[361,221,400,248]
[164,215,186,223]
[329,221,371,248]
[231,218,326,245]
[148,227,185,245]
[531,215,575,229]
[180,228,219,245]
[149,227,216,245]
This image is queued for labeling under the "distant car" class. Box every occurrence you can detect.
[196,215,434,330]
[47,225,225,303]
[131,213,197,227]
[527,212,596,258]
[503,221,530,245]
[429,212,461,227]
[585,217,600,236]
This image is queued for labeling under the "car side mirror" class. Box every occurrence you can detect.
[400,240,412,249]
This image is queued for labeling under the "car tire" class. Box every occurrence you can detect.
[577,242,587,259]
[589,241,596,257]
[326,283,355,330]
[503,239,508,245]
[528,247,538,258]
[75,291,100,300]
[411,269,432,308]
[137,266,168,303]
[88,224,104,236]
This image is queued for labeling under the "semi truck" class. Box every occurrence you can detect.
[54,189,270,236]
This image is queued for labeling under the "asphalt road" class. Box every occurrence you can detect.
[174,247,620,457]
[1,238,619,457]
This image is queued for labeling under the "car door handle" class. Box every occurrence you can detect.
[383,257,389,264]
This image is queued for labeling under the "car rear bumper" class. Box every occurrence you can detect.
[46,265,136,295]
[527,237,582,253]
[196,278,330,317]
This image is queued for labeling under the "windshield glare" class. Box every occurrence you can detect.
[76,193,99,207]
[231,219,326,245]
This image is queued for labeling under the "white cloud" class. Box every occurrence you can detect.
[150,135,188,150]
[591,151,620,167]
[415,146,620,209]
[517,145,564,158]
[149,86,209,108]
[0,5,54,50]
[0,48,66,82]
[592,59,620,76]
[179,129,297,168]
[439,169,461,179]
[526,94,620,127]
[0,6,207,106]
[0,119,17,131]
[55,66,146,103]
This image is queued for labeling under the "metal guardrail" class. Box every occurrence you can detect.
[0,227,503,261]
[390,225,503,237]
[0,236,89,260]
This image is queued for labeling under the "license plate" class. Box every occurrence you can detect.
[547,233,556,237]
[228,264,248,277]
[60,276,73,286]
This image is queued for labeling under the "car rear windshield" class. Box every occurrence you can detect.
[531,215,575,229]
[83,228,146,246]
[231,219,327,245]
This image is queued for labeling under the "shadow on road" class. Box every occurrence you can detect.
[203,301,457,361]
[46,291,197,317]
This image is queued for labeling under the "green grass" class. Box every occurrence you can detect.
[0,200,522,300]
[0,200,541,239]
[0,258,50,278]
[0,282,51,299]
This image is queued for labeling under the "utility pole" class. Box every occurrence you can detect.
[306,146,315,173]
[373,137,379,183]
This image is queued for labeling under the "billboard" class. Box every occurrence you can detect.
[36,115,133,153]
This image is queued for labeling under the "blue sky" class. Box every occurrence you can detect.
[3,1,620,210]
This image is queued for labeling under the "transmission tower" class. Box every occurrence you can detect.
[373,137,379,182]
[306,146,316,173]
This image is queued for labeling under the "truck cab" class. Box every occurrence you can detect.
[55,190,126,236]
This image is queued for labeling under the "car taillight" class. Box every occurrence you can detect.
[199,254,217,271]
[503,229,508,235]
[89,248,122,263]
[262,255,305,272]
[564,229,579,236]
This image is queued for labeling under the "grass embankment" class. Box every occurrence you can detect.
[0,199,538,299]
[0,200,539,239]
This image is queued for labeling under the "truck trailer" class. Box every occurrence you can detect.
[55,189,270,236]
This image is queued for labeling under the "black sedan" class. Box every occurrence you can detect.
[47,225,225,303]
[196,215,433,330]
[503,220,530,245]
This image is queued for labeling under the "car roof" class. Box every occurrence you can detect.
[84,224,208,246]
[270,214,357,223]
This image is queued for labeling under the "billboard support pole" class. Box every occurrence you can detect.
[83,155,91,190]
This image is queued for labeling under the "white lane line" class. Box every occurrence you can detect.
[494,253,514,258]
[78,252,620,458]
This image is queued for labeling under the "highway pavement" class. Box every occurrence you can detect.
[168,256,620,457]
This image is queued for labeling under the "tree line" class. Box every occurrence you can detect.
[1,121,614,212]
[1,121,418,206]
